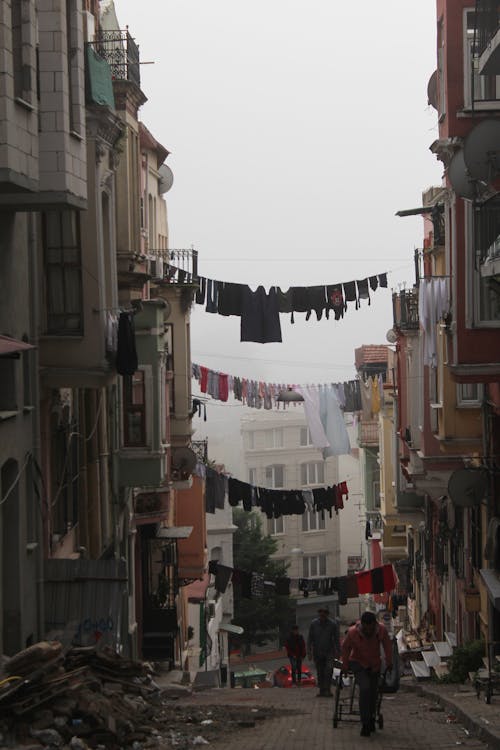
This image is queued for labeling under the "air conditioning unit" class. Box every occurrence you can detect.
[150,257,164,280]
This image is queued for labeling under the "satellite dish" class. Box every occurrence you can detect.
[463,119,500,183]
[159,165,174,194]
[427,70,438,111]
[447,149,476,200]
[447,468,488,508]
[386,329,398,344]
[171,447,197,480]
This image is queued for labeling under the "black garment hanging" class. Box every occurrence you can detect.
[356,278,371,305]
[343,280,358,309]
[326,284,345,320]
[196,276,206,304]
[205,279,219,313]
[369,275,379,291]
[218,281,243,316]
[378,272,388,288]
[240,286,282,343]
[116,312,138,376]
[305,285,327,321]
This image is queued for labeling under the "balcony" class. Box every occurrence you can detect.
[149,249,199,285]
[474,1,500,75]
[358,420,379,447]
[393,289,419,332]
[89,29,141,87]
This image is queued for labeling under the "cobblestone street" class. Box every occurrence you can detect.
[181,686,491,750]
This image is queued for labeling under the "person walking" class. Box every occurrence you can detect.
[307,606,340,697]
[341,610,393,737]
[284,624,306,685]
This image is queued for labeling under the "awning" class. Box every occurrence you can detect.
[480,569,500,610]
[186,572,210,603]
[156,526,193,539]
[218,623,244,635]
[0,335,35,356]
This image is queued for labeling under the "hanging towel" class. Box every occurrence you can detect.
[319,385,351,458]
[296,386,330,449]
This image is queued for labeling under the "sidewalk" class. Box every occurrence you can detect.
[403,677,500,749]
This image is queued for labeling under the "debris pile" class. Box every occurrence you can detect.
[0,641,278,750]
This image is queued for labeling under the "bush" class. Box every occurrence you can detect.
[442,640,485,683]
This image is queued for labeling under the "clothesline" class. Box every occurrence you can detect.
[193,272,389,343]
[200,463,350,517]
[192,362,363,412]
[207,560,399,604]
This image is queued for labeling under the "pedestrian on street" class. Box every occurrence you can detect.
[341,610,393,737]
[284,624,306,685]
[307,606,340,697]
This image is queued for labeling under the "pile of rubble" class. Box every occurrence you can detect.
[0,642,280,750]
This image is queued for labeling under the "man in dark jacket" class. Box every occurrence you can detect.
[307,607,340,696]
[284,624,306,685]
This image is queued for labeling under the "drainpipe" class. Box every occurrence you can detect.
[28,212,45,642]
[98,387,110,547]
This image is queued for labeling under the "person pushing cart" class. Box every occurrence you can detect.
[341,611,393,737]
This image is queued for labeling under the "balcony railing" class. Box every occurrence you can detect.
[191,439,208,463]
[393,289,419,331]
[149,248,199,284]
[90,29,140,87]
[474,0,500,58]
[358,420,379,447]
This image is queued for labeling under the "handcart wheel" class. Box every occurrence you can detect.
[378,714,384,729]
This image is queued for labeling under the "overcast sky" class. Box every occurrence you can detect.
[115,0,442,389]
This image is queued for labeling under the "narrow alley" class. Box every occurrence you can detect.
[177,684,491,750]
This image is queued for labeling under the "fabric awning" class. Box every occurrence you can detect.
[186,572,210,603]
[0,335,35,356]
[480,569,500,610]
[218,623,244,635]
[156,526,193,539]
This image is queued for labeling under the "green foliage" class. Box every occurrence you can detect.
[438,639,485,683]
[232,509,294,652]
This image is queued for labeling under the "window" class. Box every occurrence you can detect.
[248,467,257,485]
[43,210,83,334]
[300,462,324,486]
[123,370,146,446]
[302,554,326,578]
[301,510,325,532]
[464,8,500,109]
[0,360,17,412]
[373,480,381,510]
[299,427,313,446]
[265,428,283,449]
[470,196,500,325]
[457,383,483,407]
[11,0,33,102]
[267,516,284,535]
[265,464,284,488]
[247,431,255,450]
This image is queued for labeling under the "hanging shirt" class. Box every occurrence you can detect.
[240,286,282,344]
[319,385,351,458]
[296,386,330,449]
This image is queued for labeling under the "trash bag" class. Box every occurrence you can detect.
[381,639,400,693]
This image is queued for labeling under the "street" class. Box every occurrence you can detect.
[182,685,489,750]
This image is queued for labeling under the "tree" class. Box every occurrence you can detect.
[232,509,295,653]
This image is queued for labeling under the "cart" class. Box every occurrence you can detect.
[332,663,385,730]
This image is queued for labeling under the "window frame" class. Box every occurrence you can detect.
[264,464,285,488]
[300,461,325,486]
[123,369,147,447]
[265,428,284,449]
[301,509,326,532]
[302,554,327,578]
[43,210,83,336]
[267,516,284,536]
[463,7,500,111]
[299,426,313,446]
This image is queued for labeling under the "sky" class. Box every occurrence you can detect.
[113,0,442,394]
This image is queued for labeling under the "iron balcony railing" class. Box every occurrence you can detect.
[392,288,419,331]
[191,439,208,463]
[149,248,199,283]
[474,0,500,58]
[90,29,140,87]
